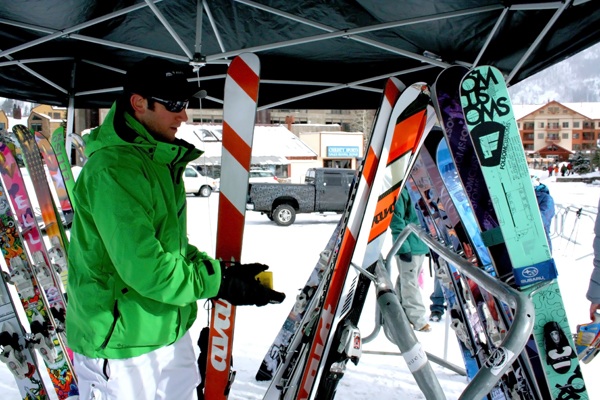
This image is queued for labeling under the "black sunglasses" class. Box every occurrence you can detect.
[149,97,189,113]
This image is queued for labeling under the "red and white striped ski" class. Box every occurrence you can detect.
[296,83,436,400]
[261,77,405,398]
[203,53,260,400]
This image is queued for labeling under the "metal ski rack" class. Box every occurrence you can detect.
[361,254,467,378]
[358,223,535,400]
[353,255,446,399]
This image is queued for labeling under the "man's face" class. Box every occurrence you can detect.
[133,95,188,142]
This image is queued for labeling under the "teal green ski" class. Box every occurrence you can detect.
[460,65,587,400]
[49,127,77,207]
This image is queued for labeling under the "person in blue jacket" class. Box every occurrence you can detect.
[532,176,556,253]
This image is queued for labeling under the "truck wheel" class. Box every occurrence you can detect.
[197,185,212,197]
[273,204,295,226]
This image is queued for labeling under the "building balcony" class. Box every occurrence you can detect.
[545,136,561,143]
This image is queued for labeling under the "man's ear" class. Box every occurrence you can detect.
[130,94,147,114]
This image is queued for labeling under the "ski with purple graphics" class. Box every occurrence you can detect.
[428,128,544,400]
[412,130,531,399]
[433,65,550,400]
[0,141,78,399]
[458,65,587,399]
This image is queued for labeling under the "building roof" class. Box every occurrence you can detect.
[252,125,318,157]
[513,104,543,120]
[176,123,317,165]
[514,102,600,120]
[562,103,600,120]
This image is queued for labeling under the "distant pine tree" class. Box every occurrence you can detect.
[572,151,591,174]
[591,150,600,172]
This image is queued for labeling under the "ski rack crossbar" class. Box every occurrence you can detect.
[379,223,535,400]
[359,257,467,378]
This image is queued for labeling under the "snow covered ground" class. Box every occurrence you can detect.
[1,170,600,399]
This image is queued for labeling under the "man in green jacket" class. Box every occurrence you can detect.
[66,57,284,400]
[389,187,431,332]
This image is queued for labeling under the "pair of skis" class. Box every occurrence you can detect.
[433,65,588,399]
[0,135,78,399]
[259,79,436,399]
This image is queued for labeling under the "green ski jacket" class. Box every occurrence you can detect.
[66,101,221,359]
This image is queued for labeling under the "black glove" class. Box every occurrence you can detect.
[399,252,412,263]
[216,262,286,306]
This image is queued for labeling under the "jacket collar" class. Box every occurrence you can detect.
[88,100,203,167]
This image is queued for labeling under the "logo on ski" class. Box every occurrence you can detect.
[485,347,513,375]
[210,299,233,371]
[299,305,335,400]
[470,121,506,168]
[522,267,539,279]
[460,66,510,126]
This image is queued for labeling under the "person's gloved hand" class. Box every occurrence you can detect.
[216,262,286,306]
[399,252,412,263]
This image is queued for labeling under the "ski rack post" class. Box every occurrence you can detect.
[361,256,467,377]
[353,258,446,400]
[393,223,535,400]
[553,204,596,245]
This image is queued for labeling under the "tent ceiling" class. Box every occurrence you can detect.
[0,0,599,110]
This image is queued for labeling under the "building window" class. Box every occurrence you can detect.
[537,133,544,139]
[573,133,580,139]
[562,122,569,128]
[539,122,545,128]
[31,123,42,132]
[573,144,581,150]
[324,159,351,168]
[562,133,569,139]
[274,165,289,179]
[574,121,580,128]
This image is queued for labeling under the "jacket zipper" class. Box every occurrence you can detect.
[99,298,121,350]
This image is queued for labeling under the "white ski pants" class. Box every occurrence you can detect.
[74,331,200,400]
[394,254,427,330]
